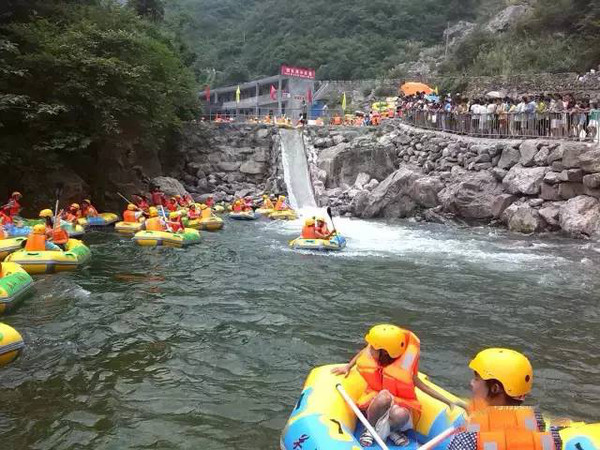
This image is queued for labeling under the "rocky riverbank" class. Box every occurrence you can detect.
[303,122,600,238]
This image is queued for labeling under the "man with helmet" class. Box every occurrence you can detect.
[39,209,69,249]
[314,217,331,239]
[145,207,166,231]
[274,195,289,211]
[63,204,81,223]
[447,348,561,450]
[80,199,98,218]
[3,192,23,218]
[123,204,144,223]
[25,224,60,251]
[333,324,461,447]
[167,211,184,232]
[261,194,274,209]
[301,218,317,239]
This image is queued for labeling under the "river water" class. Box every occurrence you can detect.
[1,217,598,449]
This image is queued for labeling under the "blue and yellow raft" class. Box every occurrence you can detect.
[281,365,600,450]
[289,234,347,251]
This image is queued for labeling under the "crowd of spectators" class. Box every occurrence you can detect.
[397,92,600,141]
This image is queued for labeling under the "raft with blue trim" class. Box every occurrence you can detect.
[289,234,347,251]
[0,262,33,314]
[5,239,91,275]
[62,222,85,237]
[0,237,26,260]
[269,210,298,221]
[115,220,145,235]
[281,365,600,450]
[229,211,257,221]
[3,224,31,237]
[132,228,200,248]
[77,212,119,227]
[0,322,24,367]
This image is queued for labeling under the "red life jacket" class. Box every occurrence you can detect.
[137,199,149,211]
[25,233,46,251]
[356,331,421,416]
[123,210,138,223]
[151,191,164,206]
[82,205,98,217]
[5,199,20,217]
[169,221,183,232]
[301,225,316,239]
[51,227,69,245]
[0,211,13,225]
[232,203,242,212]
[188,209,200,220]
[167,202,178,212]
[206,198,214,207]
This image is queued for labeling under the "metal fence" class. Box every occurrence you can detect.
[400,109,600,142]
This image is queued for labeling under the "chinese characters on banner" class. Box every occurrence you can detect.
[280,65,316,79]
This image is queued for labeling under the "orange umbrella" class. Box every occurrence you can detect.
[400,82,433,96]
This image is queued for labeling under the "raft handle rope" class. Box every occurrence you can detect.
[335,383,390,450]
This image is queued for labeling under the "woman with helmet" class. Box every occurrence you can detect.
[145,207,166,231]
[447,348,561,450]
[63,204,81,223]
[261,194,274,209]
[3,191,23,218]
[39,209,69,249]
[274,195,289,211]
[25,224,60,251]
[301,218,317,239]
[332,324,461,447]
[167,211,184,232]
[314,217,331,239]
[80,199,98,218]
[123,204,144,223]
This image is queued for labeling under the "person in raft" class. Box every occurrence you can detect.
[63,203,81,223]
[301,218,316,239]
[3,191,23,218]
[274,195,289,211]
[332,324,462,447]
[39,209,69,249]
[25,224,61,251]
[187,203,200,220]
[447,348,561,450]
[261,194,274,209]
[314,216,331,239]
[80,199,98,218]
[167,211,184,232]
[123,204,144,223]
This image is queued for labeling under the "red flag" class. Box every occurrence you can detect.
[270,85,277,101]
[307,88,313,104]
[204,85,210,102]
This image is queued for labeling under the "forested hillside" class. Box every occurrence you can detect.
[166,0,600,85]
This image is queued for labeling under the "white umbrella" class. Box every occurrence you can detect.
[486,90,506,99]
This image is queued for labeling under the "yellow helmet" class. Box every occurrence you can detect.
[169,212,179,219]
[316,216,326,222]
[200,204,207,210]
[148,207,158,217]
[469,348,533,398]
[365,324,409,359]
[279,195,286,200]
[71,203,80,210]
[33,224,46,234]
[305,218,315,226]
[127,204,136,211]
[82,199,91,205]
[11,191,22,198]
[39,209,53,218]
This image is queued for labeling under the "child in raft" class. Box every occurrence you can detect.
[332,324,462,447]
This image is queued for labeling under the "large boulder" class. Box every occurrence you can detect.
[239,160,266,175]
[150,176,188,197]
[317,141,396,188]
[497,146,521,170]
[562,143,600,173]
[519,141,540,167]
[503,165,549,195]
[508,205,543,234]
[352,167,421,218]
[559,196,600,238]
[409,176,444,208]
[438,171,503,219]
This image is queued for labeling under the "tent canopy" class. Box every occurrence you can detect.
[401,82,433,96]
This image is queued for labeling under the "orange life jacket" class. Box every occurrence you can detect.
[263,199,274,209]
[201,208,212,219]
[301,225,316,239]
[468,408,557,450]
[274,200,287,211]
[356,331,421,415]
[333,116,342,125]
[233,203,242,212]
[123,210,138,223]
[51,227,69,245]
[25,233,46,251]
[315,224,330,237]
[145,217,165,231]
[82,205,98,217]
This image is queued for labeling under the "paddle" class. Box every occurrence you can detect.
[159,205,174,233]
[53,182,64,231]
[117,192,144,212]
[326,206,337,238]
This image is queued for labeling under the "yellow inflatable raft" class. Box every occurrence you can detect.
[0,237,26,261]
[132,228,201,248]
[186,217,224,231]
[115,220,145,235]
[269,210,298,221]
[0,322,25,367]
[229,211,257,221]
[256,208,274,216]
[78,212,119,227]
[213,205,226,214]
[5,239,91,275]
[281,365,600,449]
[0,262,33,314]
[289,234,347,251]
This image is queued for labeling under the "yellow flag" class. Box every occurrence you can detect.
[342,92,346,111]
[434,86,439,95]
[236,86,241,103]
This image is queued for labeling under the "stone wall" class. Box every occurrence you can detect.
[176,123,286,202]
[303,122,600,238]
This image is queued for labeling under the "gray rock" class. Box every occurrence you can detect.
[509,205,543,234]
[354,172,372,190]
[539,205,560,227]
[497,147,521,170]
[541,183,561,201]
[409,177,444,208]
[150,176,188,197]
[583,173,600,189]
[438,171,503,219]
[503,165,549,195]
[534,147,550,166]
[519,141,540,167]
[486,4,531,33]
[492,194,517,218]
[584,186,600,199]
[558,182,585,200]
[528,198,544,208]
[562,143,600,173]
[501,202,521,224]
[364,179,380,191]
[491,168,508,181]
[239,161,266,175]
[551,161,565,172]
[559,196,600,237]
[543,172,561,185]
[256,128,270,139]
[218,161,242,172]
[547,145,564,164]
[253,148,269,163]
[332,135,346,145]
[558,169,583,183]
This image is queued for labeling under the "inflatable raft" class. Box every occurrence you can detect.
[62,222,85,238]
[115,220,144,235]
[289,234,347,251]
[0,322,24,367]
[229,211,257,221]
[269,210,298,221]
[5,239,91,275]
[132,228,200,248]
[78,212,119,227]
[3,224,31,237]
[213,205,226,214]
[0,262,33,314]
[185,217,224,231]
[0,237,27,260]
[281,365,600,450]
[256,208,274,216]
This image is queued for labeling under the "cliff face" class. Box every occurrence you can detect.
[303,123,600,238]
